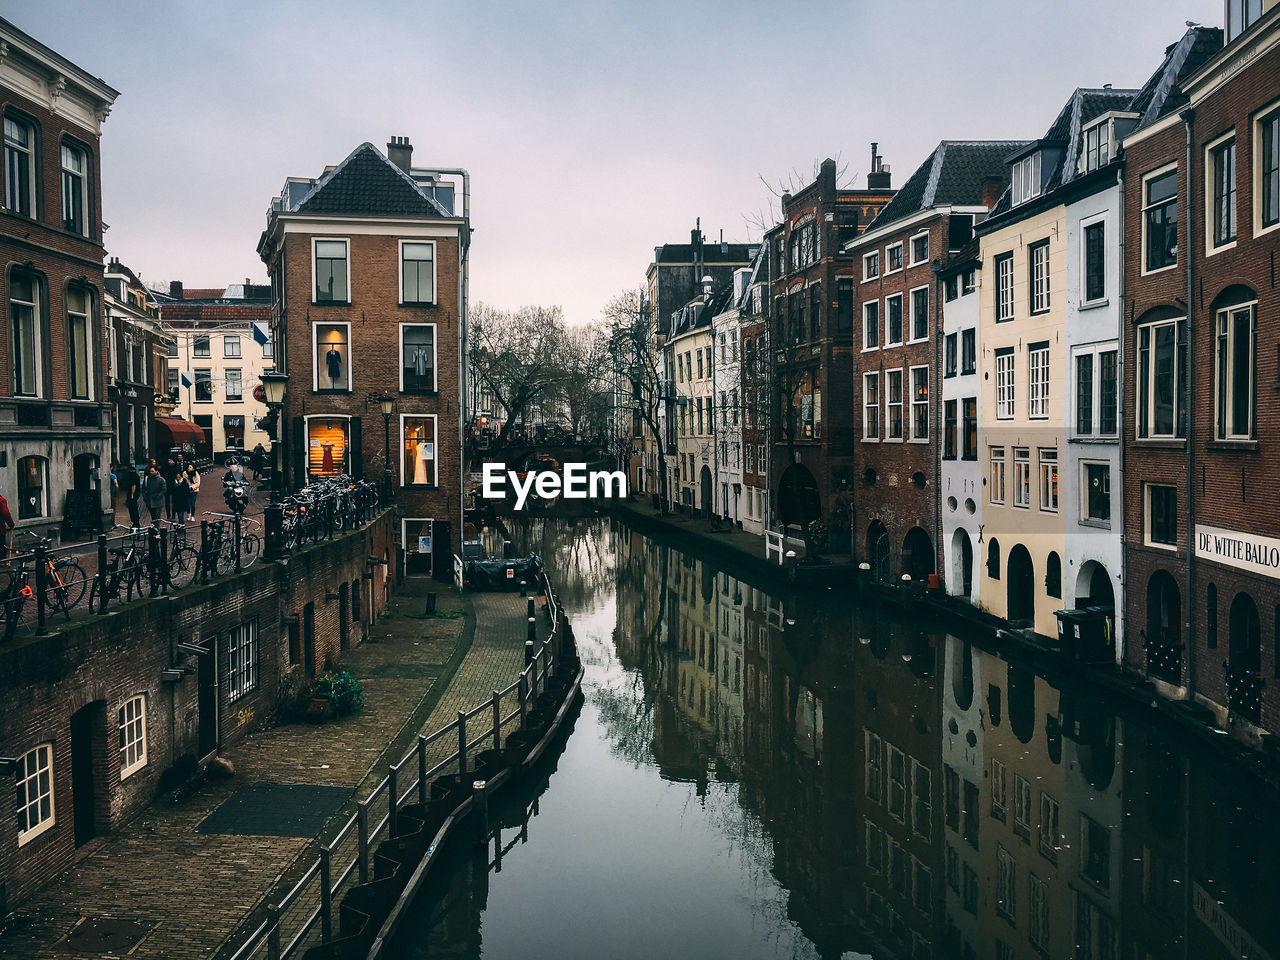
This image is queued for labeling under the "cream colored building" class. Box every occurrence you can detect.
[666,281,726,515]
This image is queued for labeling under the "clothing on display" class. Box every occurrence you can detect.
[326,347,342,383]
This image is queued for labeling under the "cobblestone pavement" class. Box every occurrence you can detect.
[0,581,538,960]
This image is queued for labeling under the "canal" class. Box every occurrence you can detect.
[394,517,1280,960]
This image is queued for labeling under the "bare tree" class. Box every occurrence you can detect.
[470,302,568,447]
[557,322,613,441]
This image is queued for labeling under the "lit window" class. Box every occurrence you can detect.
[119,695,147,778]
[314,239,349,303]
[401,241,435,304]
[227,621,259,701]
[401,324,436,392]
[910,366,929,441]
[1143,168,1178,271]
[315,323,350,392]
[16,744,54,844]
[3,114,35,217]
[402,415,437,486]
[307,418,349,477]
[1039,448,1058,513]
[61,141,89,236]
[995,253,1014,321]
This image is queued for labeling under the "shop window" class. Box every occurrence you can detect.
[315,323,350,392]
[402,415,437,486]
[401,324,436,392]
[16,455,47,519]
[307,418,349,478]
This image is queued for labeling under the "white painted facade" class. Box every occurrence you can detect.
[940,273,982,603]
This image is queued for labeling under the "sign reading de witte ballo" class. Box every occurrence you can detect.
[1195,525,1280,580]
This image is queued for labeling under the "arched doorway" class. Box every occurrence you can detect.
[902,526,935,582]
[777,463,820,528]
[73,453,99,492]
[867,520,890,582]
[951,528,974,599]
[1145,570,1181,683]
[1229,593,1261,673]
[1006,545,1034,626]
[699,465,712,520]
[1076,560,1115,609]
[1008,662,1036,744]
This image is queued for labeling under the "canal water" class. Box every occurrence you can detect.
[394,518,1280,960]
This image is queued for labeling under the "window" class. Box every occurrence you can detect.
[1039,449,1058,512]
[223,335,241,358]
[401,241,435,304]
[314,239,349,303]
[167,368,179,397]
[1081,816,1111,890]
[1261,105,1280,231]
[963,863,979,915]
[731,389,738,425]
[996,845,1017,920]
[1029,240,1051,314]
[910,286,929,341]
[1209,137,1237,248]
[910,232,929,265]
[401,324,436,392]
[1028,343,1049,419]
[1012,151,1042,205]
[1029,874,1051,950]
[227,621,259,701]
[888,745,907,821]
[944,400,957,460]
[862,301,879,350]
[225,368,243,402]
[910,366,929,441]
[863,250,879,280]
[990,447,1006,504]
[1013,774,1032,841]
[788,222,817,272]
[886,294,903,346]
[963,779,980,848]
[1214,302,1255,440]
[945,333,957,377]
[193,335,210,357]
[962,398,977,460]
[61,141,89,236]
[11,272,42,397]
[262,338,273,358]
[995,349,1015,419]
[961,329,976,375]
[865,731,884,803]
[1137,316,1186,438]
[194,368,212,402]
[809,284,821,339]
[863,373,880,439]
[886,242,903,273]
[991,759,1008,821]
[836,278,853,334]
[1146,484,1177,547]
[402,415,437,486]
[912,761,931,836]
[315,323,350,391]
[886,369,904,440]
[697,350,703,379]
[119,695,147,778]
[1013,448,1031,508]
[1083,219,1106,303]
[1227,0,1263,39]
[67,287,92,400]
[4,114,35,217]
[1083,462,1111,523]
[988,538,1001,579]
[1143,167,1178,271]
[16,455,47,519]
[1084,120,1110,172]
[1039,793,1060,862]
[1074,345,1118,436]
[16,744,54,844]
[995,253,1014,321]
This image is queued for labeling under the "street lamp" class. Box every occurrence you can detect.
[367,392,396,502]
[260,369,289,562]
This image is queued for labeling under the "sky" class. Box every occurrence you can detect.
[10,0,1223,326]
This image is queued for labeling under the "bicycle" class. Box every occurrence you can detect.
[12,531,88,616]
[88,525,159,608]
[0,562,33,642]
[203,512,262,571]
[158,519,202,590]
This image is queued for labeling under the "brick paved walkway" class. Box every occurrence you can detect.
[0,582,535,960]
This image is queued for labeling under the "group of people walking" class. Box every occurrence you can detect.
[113,445,266,529]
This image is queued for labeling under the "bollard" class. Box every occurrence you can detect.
[263,502,285,563]
[266,904,282,960]
[524,639,534,666]
[491,690,501,750]
[527,615,537,645]
[425,592,437,615]
[526,596,535,620]
[517,673,528,722]
[96,534,109,614]
[34,543,47,635]
[472,780,489,840]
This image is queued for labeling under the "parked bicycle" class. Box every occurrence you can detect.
[14,531,89,616]
[89,525,161,608]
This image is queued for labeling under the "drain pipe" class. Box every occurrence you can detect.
[1115,163,1126,666]
[1179,108,1195,700]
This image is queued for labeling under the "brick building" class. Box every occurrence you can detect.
[103,259,172,472]
[764,153,893,547]
[737,249,771,535]
[1122,9,1280,733]
[258,138,469,578]
[0,18,118,540]
[846,141,1021,583]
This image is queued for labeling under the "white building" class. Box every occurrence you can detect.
[710,267,751,525]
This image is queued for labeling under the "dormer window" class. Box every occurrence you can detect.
[1011,153,1042,206]
[1084,121,1110,173]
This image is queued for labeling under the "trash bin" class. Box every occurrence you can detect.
[1055,607,1114,664]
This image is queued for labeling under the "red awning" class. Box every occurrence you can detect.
[156,418,206,444]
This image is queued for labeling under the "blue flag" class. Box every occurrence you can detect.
[181,372,192,389]
[252,321,269,347]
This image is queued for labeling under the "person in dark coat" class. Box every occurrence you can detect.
[250,444,266,478]
[162,456,179,519]
[142,466,167,524]
[121,463,141,528]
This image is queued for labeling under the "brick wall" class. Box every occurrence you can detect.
[0,510,394,908]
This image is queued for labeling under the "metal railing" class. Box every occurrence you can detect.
[225,573,568,960]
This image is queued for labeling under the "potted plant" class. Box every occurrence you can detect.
[307,674,335,722]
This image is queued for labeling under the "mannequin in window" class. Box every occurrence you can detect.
[410,426,431,484]
[326,346,342,387]
[321,441,335,474]
[411,344,429,382]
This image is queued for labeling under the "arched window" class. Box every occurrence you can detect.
[60,138,92,238]
[3,111,38,217]
[16,455,48,519]
[1210,285,1258,442]
[987,538,1001,579]
[1046,552,1062,599]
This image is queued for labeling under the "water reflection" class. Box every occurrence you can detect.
[399,519,1280,960]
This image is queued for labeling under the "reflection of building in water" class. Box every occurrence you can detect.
[940,635,984,955]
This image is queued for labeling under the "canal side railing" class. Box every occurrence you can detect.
[224,573,567,960]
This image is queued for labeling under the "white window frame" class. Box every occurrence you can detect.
[885,369,904,441]
[3,113,36,217]
[400,413,439,487]
[1072,342,1119,438]
[227,620,259,702]
[1080,213,1108,306]
[1214,300,1257,440]
[863,250,880,280]
[16,743,55,845]
[225,367,243,402]
[995,252,1014,321]
[863,371,880,441]
[885,293,904,347]
[1030,240,1051,314]
[1141,163,1179,276]
[1204,130,1238,255]
[398,239,437,306]
[1080,460,1112,526]
[1083,119,1110,173]
[862,300,879,351]
[995,350,1015,420]
[60,140,90,237]
[1028,344,1049,419]
[1136,316,1186,439]
[909,365,929,442]
[223,335,242,358]
[1012,447,1031,509]
[1038,448,1058,513]
[1144,483,1178,550]
[885,242,904,275]
[10,272,43,398]
[399,322,438,392]
[990,447,1005,505]
[1011,151,1041,206]
[312,237,351,305]
[1254,98,1280,238]
[908,231,930,266]
[119,694,147,778]
[908,285,929,343]
[66,286,93,401]
[313,321,352,392]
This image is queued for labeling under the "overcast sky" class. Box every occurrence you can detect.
[11,0,1221,325]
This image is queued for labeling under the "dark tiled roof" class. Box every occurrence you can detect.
[1128,26,1223,129]
[654,241,758,264]
[295,143,451,219]
[868,141,1031,229]
[938,236,982,275]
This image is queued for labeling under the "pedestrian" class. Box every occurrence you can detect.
[185,463,201,521]
[122,462,141,528]
[251,443,266,478]
[0,491,13,558]
[171,466,190,524]
[162,456,179,519]
[142,466,167,525]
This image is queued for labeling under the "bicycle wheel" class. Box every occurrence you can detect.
[48,559,88,612]
[240,533,262,566]
[168,547,201,590]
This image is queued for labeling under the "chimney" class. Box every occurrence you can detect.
[981,176,1004,211]
[387,136,413,173]
[867,143,892,190]
[169,280,183,299]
